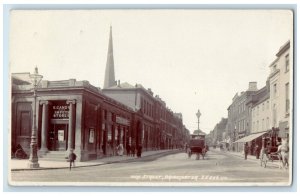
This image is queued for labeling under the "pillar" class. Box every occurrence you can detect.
[66,100,76,154]
[39,100,49,154]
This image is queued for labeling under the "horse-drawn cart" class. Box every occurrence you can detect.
[188,133,207,160]
[260,147,280,168]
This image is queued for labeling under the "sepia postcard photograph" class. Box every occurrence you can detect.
[6,5,294,189]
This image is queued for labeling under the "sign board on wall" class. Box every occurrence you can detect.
[116,116,130,126]
[52,104,69,119]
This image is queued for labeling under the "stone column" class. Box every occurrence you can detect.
[39,100,49,154]
[66,100,76,154]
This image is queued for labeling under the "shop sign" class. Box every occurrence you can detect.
[52,104,69,119]
[116,116,130,126]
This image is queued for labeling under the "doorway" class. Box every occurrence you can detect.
[48,124,68,151]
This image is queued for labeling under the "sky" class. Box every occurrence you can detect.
[9,9,293,133]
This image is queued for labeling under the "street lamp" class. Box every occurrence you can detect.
[196,109,201,133]
[28,67,43,168]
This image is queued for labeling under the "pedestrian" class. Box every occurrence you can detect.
[277,141,289,169]
[68,149,77,171]
[137,144,142,158]
[102,144,106,155]
[126,144,131,156]
[131,145,135,157]
[117,143,124,156]
[254,144,260,159]
[244,143,249,160]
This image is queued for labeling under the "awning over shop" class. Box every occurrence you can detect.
[233,131,267,143]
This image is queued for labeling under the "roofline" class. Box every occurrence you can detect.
[276,40,290,57]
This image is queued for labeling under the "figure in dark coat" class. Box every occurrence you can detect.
[68,149,77,171]
[126,144,131,156]
[244,143,249,160]
[137,145,142,158]
[254,145,260,159]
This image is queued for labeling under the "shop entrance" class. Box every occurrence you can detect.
[48,123,68,151]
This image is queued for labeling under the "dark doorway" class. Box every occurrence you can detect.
[48,124,68,151]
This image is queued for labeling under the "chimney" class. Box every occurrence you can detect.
[248,82,257,91]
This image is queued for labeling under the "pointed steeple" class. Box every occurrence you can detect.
[103,26,116,89]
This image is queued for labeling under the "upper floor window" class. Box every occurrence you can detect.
[262,103,265,111]
[273,64,277,71]
[273,83,277,97]
[257,106,259,116]
[286,82,290,113]
[266,101,269,110]
[285,54,290,72]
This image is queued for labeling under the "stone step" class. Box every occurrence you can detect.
[39,151,69,161]
[39,157,69,162]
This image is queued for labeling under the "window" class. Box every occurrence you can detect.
[262,103,264,111]
[285,54,289,72]
[253,122,255,132]
[266,101,269,110]
[273,83,277,97]
[273,104,277,127]
[266,117,270,129]
[262,119,264,130]
[257,106,259,116]
[253,108,255,118]
[257,121,259,132]
[286,83,290,113]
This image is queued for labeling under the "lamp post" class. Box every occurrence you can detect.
[28,67,43,168]
[196,109,201,133]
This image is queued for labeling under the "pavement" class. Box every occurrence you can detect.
[10,149,181,171]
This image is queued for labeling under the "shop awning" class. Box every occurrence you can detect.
[233,131,267,143]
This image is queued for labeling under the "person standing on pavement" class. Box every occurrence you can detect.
[244,143,249,160]
[254,144,260,159]
[126,143,131,156]
[137,144,142,158]
[68,149,77,171]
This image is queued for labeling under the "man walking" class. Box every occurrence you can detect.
[68,149,77,171]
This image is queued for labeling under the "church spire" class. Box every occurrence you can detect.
[103,26,116,89]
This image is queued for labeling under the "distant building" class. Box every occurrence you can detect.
[211,118,227,147]
[247,85,271,134]
[226,82,257,152]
